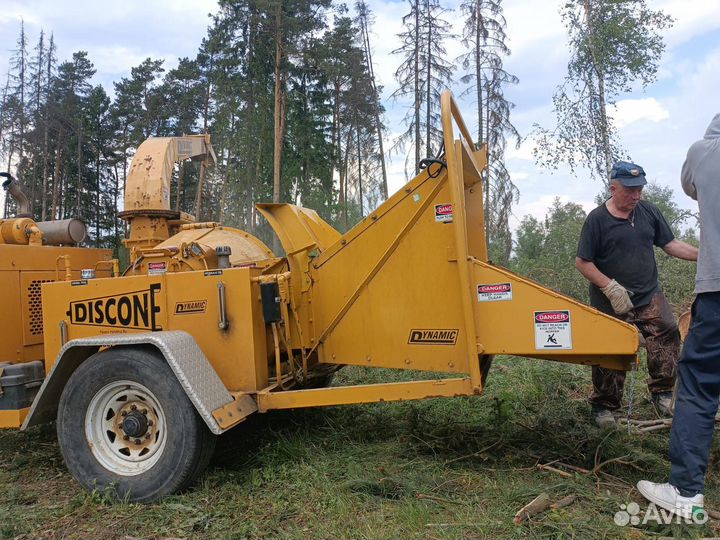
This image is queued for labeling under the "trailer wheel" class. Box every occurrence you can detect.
[57,347,216,503]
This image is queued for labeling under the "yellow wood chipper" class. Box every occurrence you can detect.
[0,91,639,502]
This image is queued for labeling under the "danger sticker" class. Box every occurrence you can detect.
[147,262,167,275]
[477,283,512,302]
[534,310,572,350]
[435,203,454,223]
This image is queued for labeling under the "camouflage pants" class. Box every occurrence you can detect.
[590,290,680,410]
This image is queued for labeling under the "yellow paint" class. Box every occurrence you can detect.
[5,91,639,429]
[0,408,29,428]
[0,243,111,364]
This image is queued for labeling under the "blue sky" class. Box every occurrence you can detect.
[1,0,719,230]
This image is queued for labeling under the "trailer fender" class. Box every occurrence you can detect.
[21,330,235,434]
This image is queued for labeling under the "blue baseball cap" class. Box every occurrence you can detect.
[610,161,647,187]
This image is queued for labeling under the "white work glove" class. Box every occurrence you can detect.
[600,279,634,315]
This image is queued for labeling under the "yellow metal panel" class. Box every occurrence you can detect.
[1,244,110,364]
[20,271,56,347]
[0,268,22,362]
[311,172,472,374]
[124,136,213,213]
[154,225,274,266]
[42,268,269,392]
[472,261,638,369]
[256,378,475,411]
[463,146,489,262]
[163,269,269,391]
[0,408,29,429]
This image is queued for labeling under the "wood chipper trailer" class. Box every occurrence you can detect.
[0,91,639,502]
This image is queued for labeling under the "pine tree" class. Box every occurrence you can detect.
[392,0,454,177]
[458,0,519,264]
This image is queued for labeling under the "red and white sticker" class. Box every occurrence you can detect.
[435,203,454,223]
[147,261,168,275]
[477,283,512,302]
[534,310,572,350]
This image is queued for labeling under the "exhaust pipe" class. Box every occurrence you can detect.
[1,172,32,218]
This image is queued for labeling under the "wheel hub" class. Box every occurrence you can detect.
[121,411,149,438]
[84,380,167,476]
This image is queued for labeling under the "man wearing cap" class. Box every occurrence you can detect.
[575,160,698,428]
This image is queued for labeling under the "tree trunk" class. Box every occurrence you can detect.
[272,3,285,253]
[582,0,613,183]
[425,0,432,158]
[51,137,62,220]
[76,125,82,216]
[413,0,421,174]
[95,144,101,245]
[194,161,206,219]
[356,119,363,217]
[272,3,285,205]
[358,5,388,199]
[475,1,484,145]
[175,161,185,211]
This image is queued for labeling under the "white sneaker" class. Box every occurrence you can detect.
[637,480,704,520]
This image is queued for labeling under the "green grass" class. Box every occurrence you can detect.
[2,356,720,539]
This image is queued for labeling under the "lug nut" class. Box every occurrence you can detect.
[135,439,141,445]
[130,404,137,411]
[141,409,147,415]
[147,420,153,426]
[120,411,127,417]
[123,435,129,441]
[145,433,151,439]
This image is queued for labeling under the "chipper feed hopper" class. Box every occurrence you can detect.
[5,92,638,502]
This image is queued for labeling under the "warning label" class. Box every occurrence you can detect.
[435,203,454,223]
[147,262,167,275]
[477,283,512,302]
[534,310,572,350]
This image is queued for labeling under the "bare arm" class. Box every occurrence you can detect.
[662,239,698,261]
[575,257,612,288]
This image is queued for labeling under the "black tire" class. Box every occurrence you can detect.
[57,347,216,503]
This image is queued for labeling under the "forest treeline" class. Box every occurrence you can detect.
[0,0,696,308]
[0,0,519,262]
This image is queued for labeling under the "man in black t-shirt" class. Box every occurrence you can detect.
[575,161,698,428]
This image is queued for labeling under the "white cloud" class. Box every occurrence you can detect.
[609,98,670,129]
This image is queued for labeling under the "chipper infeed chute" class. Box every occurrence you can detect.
[258,90,639,407]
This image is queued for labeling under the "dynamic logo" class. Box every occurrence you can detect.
[66,284,162,330]
[174,300,207,315]
[408,329,459,345]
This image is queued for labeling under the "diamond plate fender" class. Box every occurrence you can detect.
[22,330,234,434]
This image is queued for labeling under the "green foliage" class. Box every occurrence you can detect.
[3,360,719,538]
[512,197,589,301]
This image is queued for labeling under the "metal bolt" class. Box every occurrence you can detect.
[135,439,141,445]
[120,411,127,417]
[141,409,147,415]
[123,435,129,441]
[131,404,137,411]
[145,433,151,439]
[147,420,153,427]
